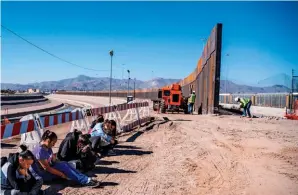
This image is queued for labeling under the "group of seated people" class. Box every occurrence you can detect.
[1,115,119,195]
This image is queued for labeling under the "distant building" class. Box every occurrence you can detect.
[27,88,40,93]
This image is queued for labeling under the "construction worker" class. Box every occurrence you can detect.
[235,97,252,118]
[188,91,196,114]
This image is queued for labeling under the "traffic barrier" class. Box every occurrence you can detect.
[39,110,83,128]
[20,114,44,151]
[1,101,151,140]
[1,119,35,139]
[122,116,152,132]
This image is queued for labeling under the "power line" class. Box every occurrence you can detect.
[1,25,109,72]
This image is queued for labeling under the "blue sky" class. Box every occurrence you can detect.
[1,1,298,85]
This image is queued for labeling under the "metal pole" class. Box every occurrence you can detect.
[134,78,136,100]
[291,69,294,111]
[109,50,114,105]
[127,70,130,97]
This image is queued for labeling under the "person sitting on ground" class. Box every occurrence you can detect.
[76,134,97,172]
[90,120,116,156]
[57,130,96,172]
[89,115,104,133]
[57,129,82,162]
[31,130,100,188]
[105,120,118,145]
[1,145,44,195]
[235,97,252,118]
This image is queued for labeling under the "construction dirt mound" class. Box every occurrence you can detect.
[1,114,298,195]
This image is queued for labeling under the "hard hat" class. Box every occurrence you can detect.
[234,97,240,102]
[192,91,195,93]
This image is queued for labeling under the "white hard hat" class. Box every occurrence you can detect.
[192,91,195,93]
[234,97,240,102]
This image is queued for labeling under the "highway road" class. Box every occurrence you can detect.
[47,94,127,108]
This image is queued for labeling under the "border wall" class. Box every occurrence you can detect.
[57,23,223,114]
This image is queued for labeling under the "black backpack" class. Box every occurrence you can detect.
[1,156,8,167]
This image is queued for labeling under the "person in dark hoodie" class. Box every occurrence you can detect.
[1,145,44,195]
[57,131,97,172]
[57,129,82,162]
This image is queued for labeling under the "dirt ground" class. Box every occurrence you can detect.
[1,114,298,195]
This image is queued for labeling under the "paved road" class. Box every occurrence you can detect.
[1,100,63,116]
[47,94,127,108]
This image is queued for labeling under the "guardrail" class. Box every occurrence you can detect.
[1,101,150,141]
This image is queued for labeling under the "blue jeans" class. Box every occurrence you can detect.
[38,161,88,184]
[188,103,194,114]
[243,101,252,117]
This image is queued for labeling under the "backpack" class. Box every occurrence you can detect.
[1,156,8,167]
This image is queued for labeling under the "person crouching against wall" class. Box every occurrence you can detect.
[1,145,44,195]
[90,120,117,157]
[31,130,100,188]
[57,130,97,172]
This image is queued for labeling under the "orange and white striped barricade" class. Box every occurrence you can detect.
[19,114,44,151]
[69,108,89,133]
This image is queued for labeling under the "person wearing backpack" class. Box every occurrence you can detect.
[1,145,44,195]
[57,129,82,163]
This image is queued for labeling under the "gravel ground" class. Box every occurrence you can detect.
[2,113,298,195]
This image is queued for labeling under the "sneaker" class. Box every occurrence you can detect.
[84,179,101,188]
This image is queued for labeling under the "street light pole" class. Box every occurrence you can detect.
[134,78,136,100]
[109,50,114,105]
[127,70,130,97]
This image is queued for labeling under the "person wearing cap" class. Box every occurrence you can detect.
[188,91,196,114]
[234,97,252,118]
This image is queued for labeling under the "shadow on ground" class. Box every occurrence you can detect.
[99,181,119,188]
[126,132,144,142]
[1,143,17,148]
[113,149,153,156]
[92,166,137,174]
[114,145,142,149]
[96,160,120,165]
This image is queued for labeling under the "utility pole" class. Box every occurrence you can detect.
[291,69,294,111]
[109,50,114,105]
[127,70,130,97]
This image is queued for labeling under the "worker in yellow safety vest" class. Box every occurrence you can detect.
[235,97,252,118]
[188,91,196,114]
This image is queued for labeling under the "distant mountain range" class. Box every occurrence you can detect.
[1,74,293,94]
[220,80,290,94]
[1,75,180,92]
